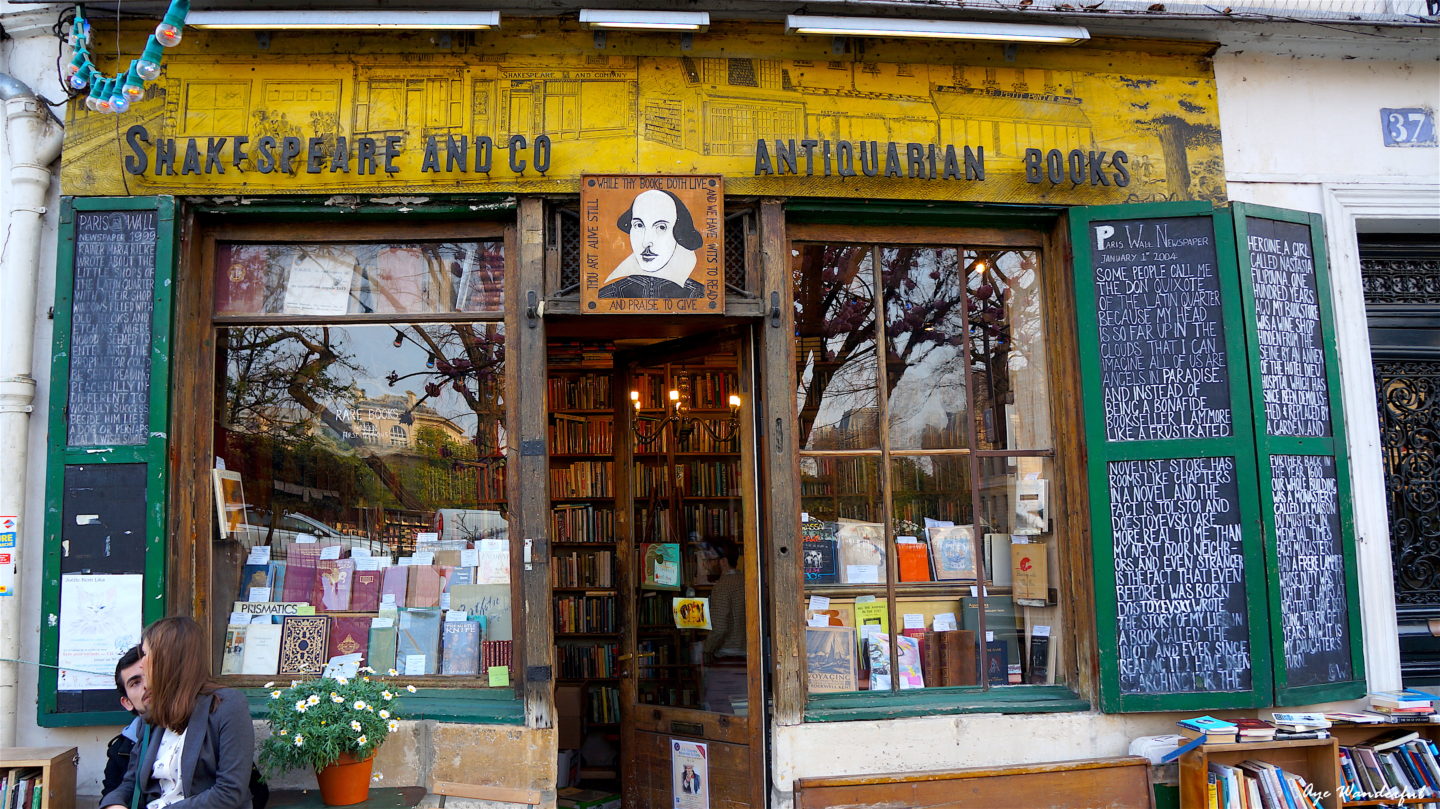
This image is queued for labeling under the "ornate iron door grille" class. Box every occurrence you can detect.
[1365,235,1440,682]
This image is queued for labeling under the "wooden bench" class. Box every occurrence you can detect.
[794,755,1155,809]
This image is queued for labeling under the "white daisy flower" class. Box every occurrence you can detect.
[332,695,345,704]
[387,669,398,676]
[270,690,282,699]
[378,710,390,719]
[381,691,394,701]
[295,701,308,713]
[356,735,369,746]
[386,720,399,733]
[307,695,321,705]
[293,735,305,747]
[350,720,363,731]
[353,700,367,710]
[335,676,349,685]
[405,685,417,693]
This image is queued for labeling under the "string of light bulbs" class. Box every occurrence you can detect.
[63,1,190,114]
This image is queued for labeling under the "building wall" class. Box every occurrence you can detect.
[0,1,115,788]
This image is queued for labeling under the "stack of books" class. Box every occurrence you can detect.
[1339,729,1440,805]
[1179,715,1241,744]
[1270,712,1332,740]
[1207,760,1323,809]
[1369,688,1439,723]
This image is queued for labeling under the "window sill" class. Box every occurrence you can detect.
[804,685,1089,723]
[242,688,525,725]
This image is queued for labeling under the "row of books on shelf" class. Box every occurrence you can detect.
[242,556,510,613]
[1340,731,1440,806]
[630,370,736,410]
[806,625,995,693]
[0,770,42,809]
[551,461,614,498]
[547,342,614,369]
[550,414,615,455]
[1205,760,1324,809]
[220,608,512,678]
[637,682,699,708]
[551,505,615,544]
[588,686,620,724]
[634,460,739,497]
[555,594,618,634]
[547,373,613,410]
[558,642,618,679]
[553,549,614,589]
[1177,715,1337,746]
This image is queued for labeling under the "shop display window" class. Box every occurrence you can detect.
[795,240,1061,694]
[210,236,512,683]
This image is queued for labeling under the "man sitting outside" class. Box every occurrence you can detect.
[102,645,270,808]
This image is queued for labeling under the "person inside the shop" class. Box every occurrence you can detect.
[100,617,256,809]
[599,188,705,299]
[102,645,269,808]
[702,537,747,713]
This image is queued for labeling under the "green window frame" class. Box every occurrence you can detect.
[1071,200,1365,713]
[39,196,176,727]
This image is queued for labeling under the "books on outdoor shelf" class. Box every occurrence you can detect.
[1271,712,1332,732]
[1209,759,1324,809]
[1340,730,1440,804]
[1371,688,1437,717]
[1234,718,1277,741]
[1178,715,1239,744]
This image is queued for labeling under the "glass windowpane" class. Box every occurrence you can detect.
[793,244,880,451]
[881,247,969,450]
[213,323,510,682]
[215,240,505,317]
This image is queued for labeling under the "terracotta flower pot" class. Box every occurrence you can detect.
[315,751,375,806]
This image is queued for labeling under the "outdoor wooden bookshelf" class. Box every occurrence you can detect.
[1179,738,1342,809]
[0,747,77,809]
[1331,723,1440,808]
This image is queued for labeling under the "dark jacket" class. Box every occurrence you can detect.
[103,729,268,809]
[100,689,256,809]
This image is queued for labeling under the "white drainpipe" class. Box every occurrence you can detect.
[0,73,64,749]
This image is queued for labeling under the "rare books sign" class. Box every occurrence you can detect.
[580,175,724,315]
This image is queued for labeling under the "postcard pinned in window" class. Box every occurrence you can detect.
[672,597,712,630]
[580,174,724,315]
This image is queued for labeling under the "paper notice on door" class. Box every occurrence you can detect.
[671,739,710,809]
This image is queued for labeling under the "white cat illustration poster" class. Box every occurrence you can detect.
[58,574,142,689]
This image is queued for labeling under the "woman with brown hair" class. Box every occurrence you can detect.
[100,616,254,809]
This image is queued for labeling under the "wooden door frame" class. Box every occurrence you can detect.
[612,325,768,808]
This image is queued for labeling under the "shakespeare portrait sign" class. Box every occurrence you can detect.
[580,175,724,315]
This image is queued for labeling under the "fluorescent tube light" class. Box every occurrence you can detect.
[785,15,1089,44]
[187,10,501,30]
[579,10,709,31]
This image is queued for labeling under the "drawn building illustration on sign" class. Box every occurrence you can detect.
[63,28,1224,206]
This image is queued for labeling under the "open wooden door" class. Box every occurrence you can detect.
[616,329,765,808]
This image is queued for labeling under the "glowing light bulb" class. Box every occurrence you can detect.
[110,92,131,113]
[728,394,742,409]
[70,65,91,90]
[135,35,165,80]
[155,23,182,47]
[121,62,146,99]
[155,0,189,47]
[668,389,680,402]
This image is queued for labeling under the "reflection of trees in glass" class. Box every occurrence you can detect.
[794,245,876,449]
[968,250,1042,449]
[385,324,508,513]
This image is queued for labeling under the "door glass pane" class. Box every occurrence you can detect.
[628,351,748,715]
[213,323,510,681]
[794,244,880,451]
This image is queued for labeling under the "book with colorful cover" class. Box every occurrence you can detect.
[895,633,924,689]
[853,599,889,647]
[864,629,891,691]
[441,620,481,676]
[926,524,977,581]
[316,558,355,611]
[1178,715,1240,733]
[805,625,858,693]
[327,616,372,663]
[896,541,932,582]
[639,543,681,591]
[350,569,382,612]
[837,521,886,584]
[277,615,330,676]
[801,520,840,585]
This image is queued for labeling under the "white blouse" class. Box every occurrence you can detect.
[147,727,187,809]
